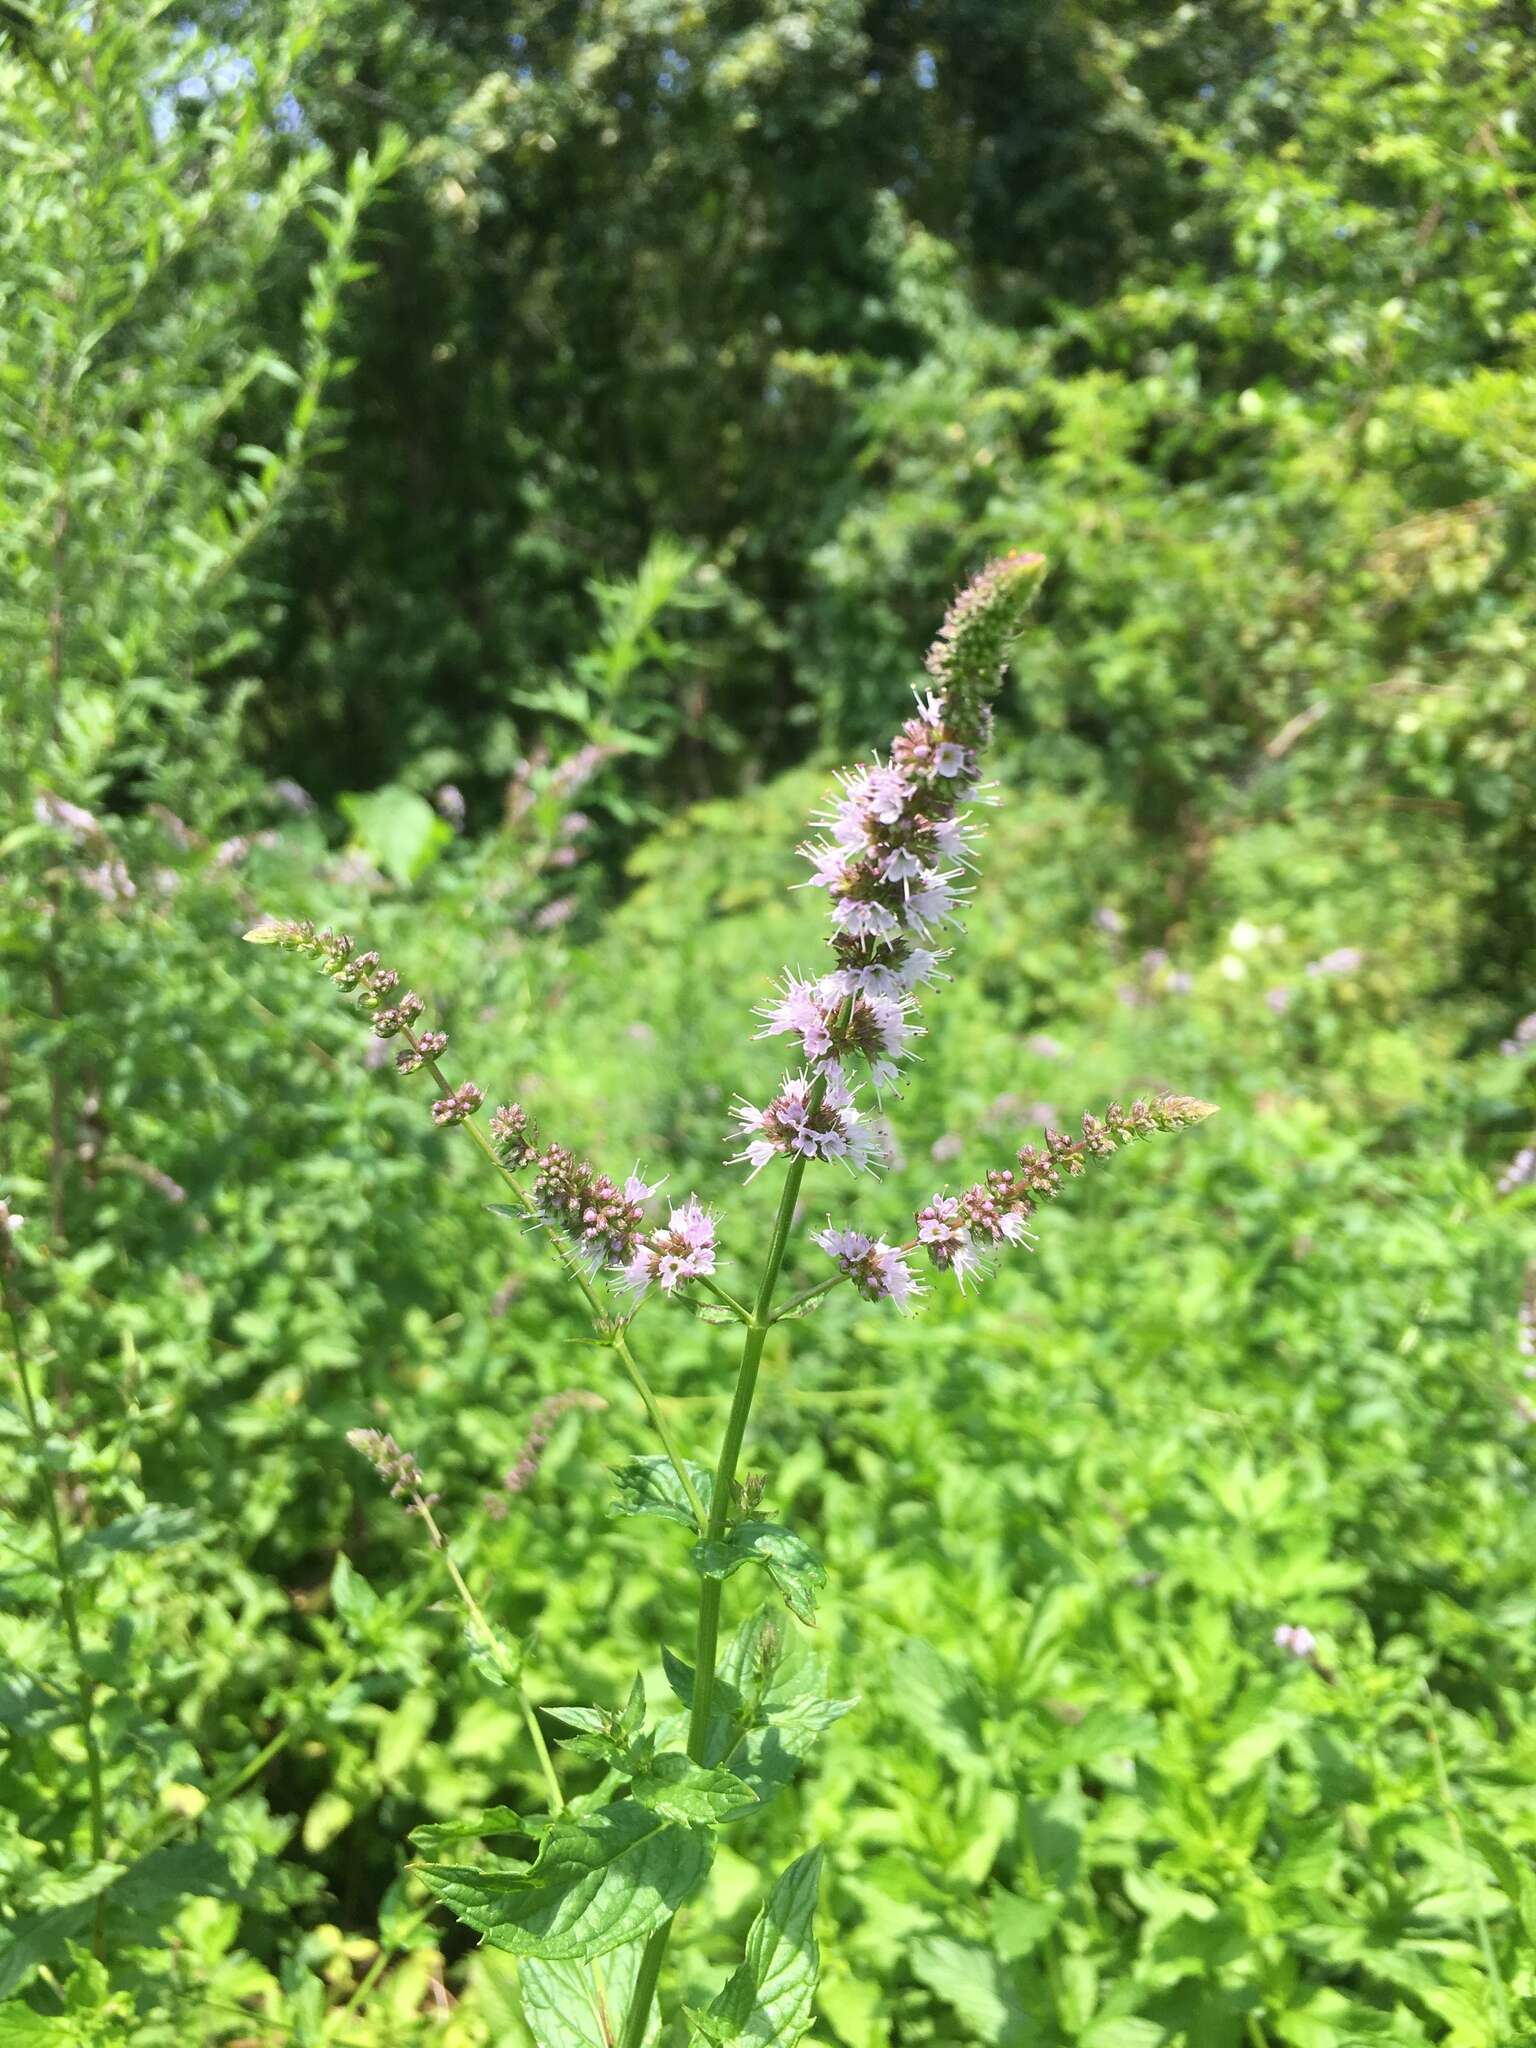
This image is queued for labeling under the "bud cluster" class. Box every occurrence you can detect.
[909,1093,1217,1292]
[347,1426,438,1514]
[529,1148,656,1270]
[489,1103,540,1169]
[432,1082,485,1127]
[498,1389,609,1501]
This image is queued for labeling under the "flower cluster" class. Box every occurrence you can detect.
[729,1072,881,1177]
[1500,1145,1536,1196]
[905,1094,1217,1293]
[495,1390,608,1506]
[489,1103,540,1169]
[432,1082,485,1127]
[811,1226,922,1309]
[528,1147,656,1270]
[756,975,920,1093]
[620,1196,719,1297]
[347,1427,438,1515]
[1501,1011,1536,1057]
[1274,1623,1316,1660]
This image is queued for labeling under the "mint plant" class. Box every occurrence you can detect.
[249,553,1215,2048]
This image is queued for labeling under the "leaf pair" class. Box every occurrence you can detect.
[611,1458,827,1625]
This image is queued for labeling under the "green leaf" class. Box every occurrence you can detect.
[691,1522,826,1626]
[0,2005,68,2045]
[520,1939,661,2048]
[66,1505,200,1566]
[611,1456,714,1530]
[330,1553,379,1632]
[693,1849,823,2048]
[630,1754,758,1825]
[337,785,453,886]
[409,1807,527,1852]
[419,1801,712,1961]
[909,1936,1025,2045]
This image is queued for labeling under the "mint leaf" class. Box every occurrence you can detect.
[420,1800,712,1961]
[691,1522,826,1626]
[630,1753,758,1826]
[694,1849,823,2047]
[520,1939,661,2048]
[610,1457,714,1529]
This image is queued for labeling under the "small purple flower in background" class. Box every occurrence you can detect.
[34,791,103,840]
[620,1197,718,1297]
[930,1132,965,1164]
[1026,1033,1064,1061]
[1166,971,1194,996]
[434,783,466,831]
[79,859,136,903]
[728,1072,881,1178]
[1501,1012,1536,1057]
[1093,905,1125,937]
[1514,1395,1536,1427]
[503,1390,608,1495]
[1499,1146,1536,1196]
[1265,986,1292,1016]
[1519,1266,1536,1372]
[1274,1623,1316,1659]
[1306,947,1364,978]
[534,894,577,932]
[1142,947,1170,972]
[269,777,315,816]
[812,1225,923,1309]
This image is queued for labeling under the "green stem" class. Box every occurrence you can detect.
[414,1493,563,1815]
[3,1292,107,1954]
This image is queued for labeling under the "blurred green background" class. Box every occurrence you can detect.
[3,1,1536,2041]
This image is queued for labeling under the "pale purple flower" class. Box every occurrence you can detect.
[1500,1146,1536,1196]
[930,1133,965,1164]
[1501,1013,1536,1057]
[1265,986,1292,1016]
[728,1072,880,1178]
[914,1195,984,1289]
[1026,1033,1064,1060]
[1166,971,1194,996]
[812,1225,923,1309]
[1093,905,1125,937]
[757,974,921,1091]
[1306,948,1364,977]
[269,777,315,815]
[534,895,578,932]
[620,1196,718,1297]
[1515,1396,1536,1427]
[34,792,103,841]
[79,859,136,903]
[1274,1623,1316,1659]
[435,783,467,831]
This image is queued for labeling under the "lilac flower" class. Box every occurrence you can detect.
[1025,1033,1064,1061]
[79,859,136,902]
[435,783,467,831]
[620,1196,718,1297]
[1502,1012,1536,1057]
[1519,1266,1535,1367]
[757,974,921,1092]
[914,1196,984,1288]
[1274,1623,1316,1659]
[728,1072,880,1178]
[812,1225,923,1309]
[1306,947,1364,977]
[1093,905,1125,937]
[1265,986,1292,1016]
[1500,1146,1536,1196]
[34,792,103,841]
[534,894,578,932]
[269,777,315,815]
[930,1132,965,1164]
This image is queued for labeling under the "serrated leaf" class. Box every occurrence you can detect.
[631,1753,758,1825]
[909,1936,1024,2044]
[420,1801,712,1961]
[611,1456,713,1529]
[520,1940,661,2048]
[330,1552,379,1631]
[691,1522,826,1626]
[410,1807,526,1852]
[695,1849,822,2048]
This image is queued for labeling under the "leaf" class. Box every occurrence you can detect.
[410,1807,527,1852]
[520,1939,661,2048]
[337,785,453,886]
[630,1753,758,1825]
[330,1552,379,1631]
[610,1456,714,1529]
[693,1849,822,2048]
[691,1522,826,1626]
[909,1936,1025,2045]
[694,1609,857,1802]
[66,1505,200,1566]
[419,1800,712,1961]
[0,2005,68,2045]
